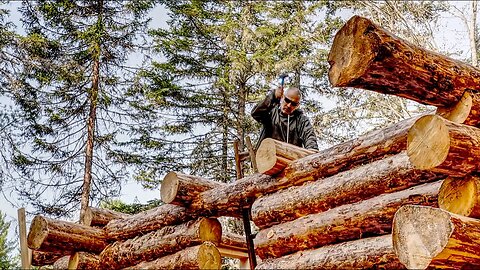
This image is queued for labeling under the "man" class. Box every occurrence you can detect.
[251,86,318,150]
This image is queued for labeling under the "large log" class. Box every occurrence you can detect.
[254,181,441,259]
[125,242,221,270]
[68,252,99,270]
[252,152,444,229]
[436,90,480,127]
[160,172,224,206]
[328,15,480,107]
[407,114,480,176]
[220,231,247,249]
[31,250,70,266]
[99,217,221,269]
[256,235,405,270]
[255,138,317,175]
[27,215,108,253]
[438,174,480,218]
[104,203,192,240]
[84,206,130,227]
[392,205,480,269]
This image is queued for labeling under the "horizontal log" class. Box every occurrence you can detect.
[254,181,441,259]
[125,242,221,270]
[31,250,70,266]
[160,172,224,206]
[27,216,108,253]
[68,252,99,270]
[436,90,480,127]
[252,152,444,229]
[255,138,317,175]
[438,175,480,218]
[104,203,193,240]
[84,207,129,227]
[407,114,480,176]
[220,231,247,250]
[256,235,405,270]
[392,205,480,269]
[328,15,480,107]
[99,217,221,269]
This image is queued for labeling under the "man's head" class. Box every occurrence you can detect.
[280,87,301,115]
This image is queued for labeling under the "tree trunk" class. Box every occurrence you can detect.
[438,174,480,218]
[255,138,317,175]
[27,216,108,253]
[256,234,405,270]
[407,114,480,176]
[436,90,480,127]
[160,172,224,206]
[328,15,480,107]
[99,217,221,269]
[68,252,99,270]
[470,1,478,67]
[104,204,192,240]
[84,206,130,227]
[125,242,221,270]
[252,152,445,229]
[255,181,441,259]
[392,205,480,269]
[31,250,70,266]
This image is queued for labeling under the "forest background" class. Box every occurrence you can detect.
[0,0,478,266]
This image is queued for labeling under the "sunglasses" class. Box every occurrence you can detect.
[284,97,299,107]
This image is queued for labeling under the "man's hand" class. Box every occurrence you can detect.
[274,86,284,100]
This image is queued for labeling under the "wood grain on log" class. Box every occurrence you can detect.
[328,15,480,107]
[68,252,99,270]
[407,114,480,176]
[99,217,221,269]
[104,203,192,240]
[27,216,108,253]
[392,205,480,269]
[52,256,70,269]
[252,152,444,229]
[436,90,480,127]
[125,242,221,270]
[220,231,247,250]
[256,235,406,270]
[254,181,441,259]
[438,174,480,218]
[31,250,70,266]
[84,207,129,227]
[160,172,224,206]
[255,138,317,175]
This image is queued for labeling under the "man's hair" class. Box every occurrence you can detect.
[286,87,302,100]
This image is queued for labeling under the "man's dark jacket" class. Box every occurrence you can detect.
[251,91,318,150]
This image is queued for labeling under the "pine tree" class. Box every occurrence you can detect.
[0,212,17,269]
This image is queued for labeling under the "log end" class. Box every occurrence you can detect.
[256,139,280,174]
[198,242,222,270]
[438,176,477,217]
[328,15,376,86]
[407,115,450,170]
[436,91,473,124]
[161,172,180,204]
[199,218,222,245]
[27,216,49,250]
[392,205,453,270]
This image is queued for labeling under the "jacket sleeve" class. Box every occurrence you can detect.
[251,91,280,124]
[300,116,319,150]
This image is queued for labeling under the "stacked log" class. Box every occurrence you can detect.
[84,206,130,227]
[438,174,480,217]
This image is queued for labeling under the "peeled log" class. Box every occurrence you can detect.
[84,206,129,227]
[407,114,480,176]
[256,235,405,270]
[255,181,441,259]
[104,204,192,240]
[161,172,224,206]
[31,250,70,266]
[126,242,221,270]
[27,216,108,253]
[99,217,221,269]
[252,152,444,229]
[436,90,480,127]
[328,15,480,107]
[221,231,247,250]
[255,138,317,175]
[438,174,480,218]
[392,205,480,269]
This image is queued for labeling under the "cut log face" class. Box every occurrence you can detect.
[438,175,480,218]
[255,138,317,175]
[27,216,108,253]
[84,207,130,227]
[69,252,99,270]
[437,90,480,128]
[254,181,441,259]
[99,217,222,269]
[53,256,70,269]
[328,15,479,107]
[256,235,406,270]
[407,114,480,176]
[252,152,444,229]
[392,205,480,269]
[160,172,224,206]
[125,242,221,270]
[104,203,192,240]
